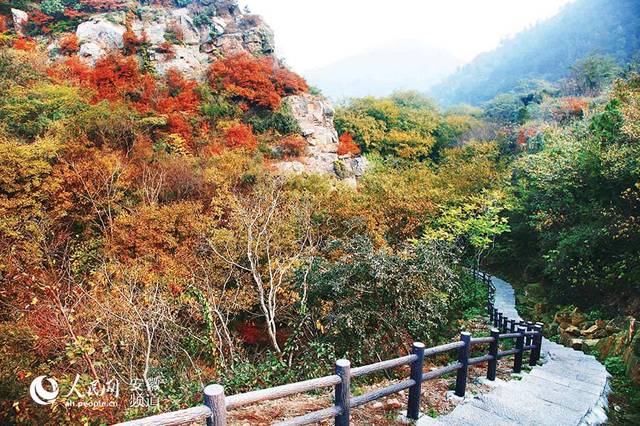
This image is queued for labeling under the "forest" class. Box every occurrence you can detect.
[1,0,640,424]
[431,0,640,106]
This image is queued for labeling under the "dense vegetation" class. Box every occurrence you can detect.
[0,15,503,425]
[431,0,640,106]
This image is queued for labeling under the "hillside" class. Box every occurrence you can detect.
[304,41,461,101]
[431,0,640,106]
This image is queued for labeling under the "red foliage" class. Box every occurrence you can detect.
[30,10,53,26]
[91,54,142,101]
[13,37,37,51]
[167,113,194,142]
[49,55,92,83]
[553,97,589,123]
[209,52,307,111]
[122,27,141,55]
[337,132,361,156]
[79,0,130,11]
[58,33,79,55]
[237,322,262,345]
[63,8,87,20]
[0,15,7,33]
[278,135,307,158]
[272,67,309,96]
[224,123,257,150]
[158,41,175,60]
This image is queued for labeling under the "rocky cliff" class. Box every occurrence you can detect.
[9,0,366,181]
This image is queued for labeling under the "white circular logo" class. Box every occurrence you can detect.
[29,375,59,405]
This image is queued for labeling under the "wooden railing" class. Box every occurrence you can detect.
[115,271,544,426]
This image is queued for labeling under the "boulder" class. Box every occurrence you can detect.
[564,325,581,336]
[570,338,584,350]
[76,14,127,50]
[242,24,275,55]
[11,8,28,36]
[571,308,586,326]
[155,45,210,80]
[581,324,599,336]
[171,8,200,45]
[78,42,107,64]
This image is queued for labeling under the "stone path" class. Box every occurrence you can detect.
[419,275,611,426]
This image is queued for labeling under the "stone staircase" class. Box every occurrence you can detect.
[419,275,611,426]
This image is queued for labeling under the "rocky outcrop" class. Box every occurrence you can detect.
[63,1,274,78]
[277,94,368,182]
[31,0,363,181]
[11,8,28,36]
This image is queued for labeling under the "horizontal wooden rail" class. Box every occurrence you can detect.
[115,406,211,426]
[225,374,341,409]
[470,336,495,345]
[274,406,341,426]
[115,270,544,426]
[351,354,417,377]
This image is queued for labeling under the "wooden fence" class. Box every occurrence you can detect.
[115,271,543,426]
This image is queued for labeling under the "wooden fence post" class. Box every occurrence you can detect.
[407,342,426,420]
[489,304,494,322]
[335,359,351,426]
[496,312,502,329]
[487,328,500,381]
[509,319,516,333]
[530,323,543,365]
[502,316,509,333]
[204,384,227,426]
[454,332,472,397]
[513,326,526,373]
[525,322,534,346]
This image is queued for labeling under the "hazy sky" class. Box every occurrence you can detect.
[238,0,576,72]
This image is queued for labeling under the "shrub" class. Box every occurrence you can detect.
[58,33,79,55]
[224,123,257,151]
[209,52,307,111]
[277,135,306,158]
[40,0,65,17]
[337,132,361,156]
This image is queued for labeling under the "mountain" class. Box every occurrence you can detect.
[304,41,462,101]
[431,0,640,106]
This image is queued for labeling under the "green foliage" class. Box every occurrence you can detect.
[0,83,88,140]
[433,0,640,105]
[41,0,65,16]
[567,55,621,96]
[483,93,527,125]
[301,236,462,364]
[335,92,440,160]
[502,75,640,311]
[244,103,301,135]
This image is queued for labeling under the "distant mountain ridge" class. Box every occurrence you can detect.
[304,41,462,101]
[431,0,640,106]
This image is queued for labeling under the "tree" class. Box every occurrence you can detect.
[567,55,621,96]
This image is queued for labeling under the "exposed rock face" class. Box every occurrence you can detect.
[39,0,363,181]
[65,1,274,78]
[278,94,368,181]
[11,8,28,36]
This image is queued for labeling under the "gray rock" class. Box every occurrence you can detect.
[155,45,210,81]
[11,8,28,36]
[76,15,126,50]
[78,42,106,65]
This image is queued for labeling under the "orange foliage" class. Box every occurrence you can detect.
[49,55,92,84]
[337,132,361,156]
[209,52,307,110]
[278,135,307,158]
[13,38,37,51]
[63,8,87,20]
[224,123,257,150]
[58,33,79,55]
[553,97,589,123]
[0,15,7,33]
[122,27,141,55]
[79,0,131,11]
[91,54,143,101]
[158,41,175,60]
[272,67,309,96]
[29,10,53,32]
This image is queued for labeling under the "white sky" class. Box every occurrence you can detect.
[238,0,576,72]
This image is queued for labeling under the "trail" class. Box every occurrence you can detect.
[421,275,611,426]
